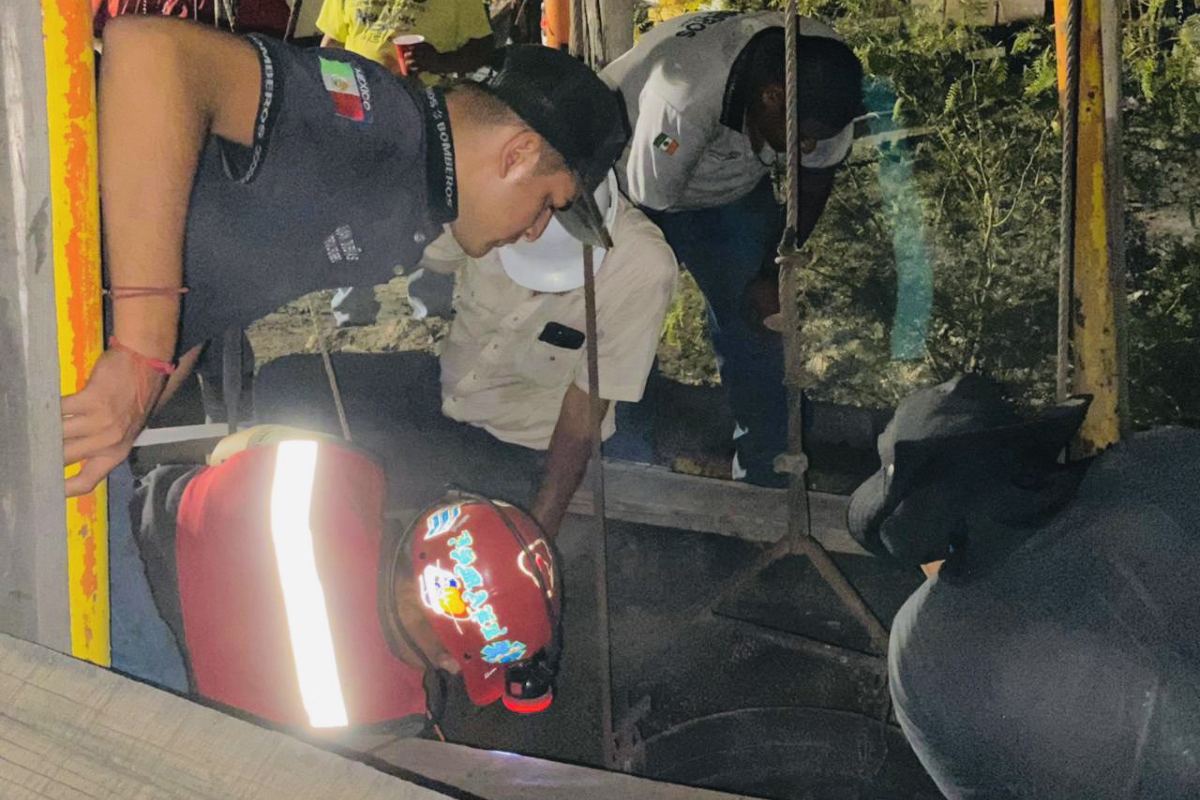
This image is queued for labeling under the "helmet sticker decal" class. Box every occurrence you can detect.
[424,504,463,540]
[420,531,530,661]
[419,565,471,621]
[481,640,528,664]
[517,539,556,597]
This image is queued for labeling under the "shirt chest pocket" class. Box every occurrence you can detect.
[515,335,584,389]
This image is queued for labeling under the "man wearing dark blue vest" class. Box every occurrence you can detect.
[61,17,627,497]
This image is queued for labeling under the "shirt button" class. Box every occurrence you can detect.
[413,232,426,244]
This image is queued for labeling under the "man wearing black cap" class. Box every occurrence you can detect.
[848,374,1200,799]
[602,10,864,487]
[61,17,627,497]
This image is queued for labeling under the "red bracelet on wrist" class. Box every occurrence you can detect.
[108,336,176,376]
[104,285,189,300]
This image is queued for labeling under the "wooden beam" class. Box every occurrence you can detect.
[134,423,231,447]
[565,461,867,556]
[0,633,457,799]
[0,632,754,800]
[570,0,634,68]
[385,461,866,555]
[0,0,72,652]
[373,739,761,800]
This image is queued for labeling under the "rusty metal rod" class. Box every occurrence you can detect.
[582,244,617,769]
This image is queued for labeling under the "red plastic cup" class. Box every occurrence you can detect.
[392,34,425,77]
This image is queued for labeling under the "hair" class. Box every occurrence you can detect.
[446,82,570,176]
[445,81,523,127]
[747,30,865,132]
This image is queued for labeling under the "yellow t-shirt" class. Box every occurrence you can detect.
[317,0,492,80]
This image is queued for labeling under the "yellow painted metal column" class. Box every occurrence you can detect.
[1053,0,1122,455]
[42,0,109,665]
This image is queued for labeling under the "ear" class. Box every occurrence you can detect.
[760,83,785,114]
[499,129,544,180]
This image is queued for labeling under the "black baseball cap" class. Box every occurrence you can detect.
[482,46,629,249]
[847,374,1092,563]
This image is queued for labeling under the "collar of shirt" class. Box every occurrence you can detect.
[419,86,459,227]
[719,27,782,134]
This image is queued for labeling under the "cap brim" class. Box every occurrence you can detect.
[555,184,612,250]
[847,467,891,558]
[894,395,1093,469]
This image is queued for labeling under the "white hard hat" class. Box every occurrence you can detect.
[498,171,619,293]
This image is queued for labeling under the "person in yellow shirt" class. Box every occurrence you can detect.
[317,0,495,82]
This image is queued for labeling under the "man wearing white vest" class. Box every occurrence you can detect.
[254,174,677,540]
[410,171,677,538]
[602,10,863,487]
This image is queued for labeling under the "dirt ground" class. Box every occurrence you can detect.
[246,271,720,383]
[246,275,451,370]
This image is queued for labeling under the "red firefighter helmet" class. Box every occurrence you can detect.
[408,497,562,713]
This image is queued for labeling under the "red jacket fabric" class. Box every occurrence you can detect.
[175,441,427,728]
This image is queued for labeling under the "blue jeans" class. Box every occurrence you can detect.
[108,462,189,692]
[644,177,788,486]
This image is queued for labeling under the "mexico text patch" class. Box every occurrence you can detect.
[320,57,372,123]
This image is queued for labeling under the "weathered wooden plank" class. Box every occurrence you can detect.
[0,633,455,800]
[565,461,868,555]
[0,0,71,652]
[385,461,866,555]
[133,423,231,447]
[373,739,761,800]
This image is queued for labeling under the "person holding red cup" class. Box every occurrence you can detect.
[392,34,425,78]
[317,0,494,84]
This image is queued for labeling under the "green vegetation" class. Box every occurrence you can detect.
[657,0,1200,427]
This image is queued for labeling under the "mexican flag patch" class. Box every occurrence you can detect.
[653,133,679,155]
[320,57,368,122]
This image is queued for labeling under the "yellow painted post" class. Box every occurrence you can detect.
[1053,0,1121,456]
[42,0,109,665]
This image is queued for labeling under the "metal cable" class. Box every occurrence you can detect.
[1057,0,1081,401]
[283,0,304,41]
[307,300,353,443]
[784,0,800,234]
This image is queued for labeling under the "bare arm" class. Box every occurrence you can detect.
[530,384,608,540]
[744,170,836,332]
[406,36,494,77]
[61,18,262,496]
[796,170,835,248]
[434,35,494,74]
[762,170,835,280]
[320,33,344,48]
[100,17,259,359]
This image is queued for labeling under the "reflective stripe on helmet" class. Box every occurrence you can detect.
[269,440,349,728]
